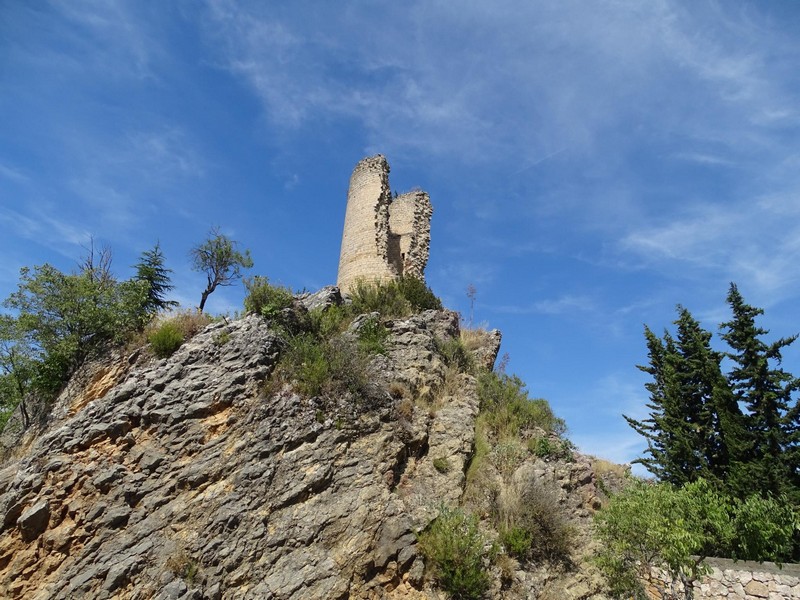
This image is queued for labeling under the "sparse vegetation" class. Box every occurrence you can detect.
[147,310,212,358]
[356,315,389,355]
[436,337,474,373]
[433,457,452,473]
[417,506,492,600]
[529,436,575,462]
[495,481,574,565]
[166,549,200,585]
[149,321,184,358]
[477,371,566,441]
[243,276,293,318]
[348,276,441,318]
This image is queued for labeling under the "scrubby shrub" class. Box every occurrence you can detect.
[529,436,575,462]
[418,506,492,600]
[433,457,452,473]
[166,549,199,584]
[308,305,349,339]
[395,276,443,311]
[499,526,533,560]
[495,481,574,565]
[243,276,294,318]
[348,276,441,318]
[270,333,373,400]
[478,371,565,440]
[149,321,184,358]
[436,337,474,373]
[460,326,492,353]
[145,310,213,358]
[356,316,389,355]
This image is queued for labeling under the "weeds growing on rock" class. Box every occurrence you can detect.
[147,310,212,358]
[243,276,294,318]
[418,506,492,600]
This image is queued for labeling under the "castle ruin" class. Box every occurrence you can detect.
[336,155,432,294]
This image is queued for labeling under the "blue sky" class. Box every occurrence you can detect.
[2,0,800,468]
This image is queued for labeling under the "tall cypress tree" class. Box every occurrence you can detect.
[625,326,674,481]
[719,284,800,498]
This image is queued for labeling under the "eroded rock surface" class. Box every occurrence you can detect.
[0,304,486,599]
[0,293,617,599]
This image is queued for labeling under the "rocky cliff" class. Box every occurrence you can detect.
[0,288,619,599]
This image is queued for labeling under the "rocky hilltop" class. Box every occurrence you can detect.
[0,287,620,599]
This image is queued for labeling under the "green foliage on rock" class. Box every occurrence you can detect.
[417,506,492,600]
[148,321,184,358]
[348,276,441,318]
[243,276,294,318]
[355,315,389,355]
[477,371,565,441]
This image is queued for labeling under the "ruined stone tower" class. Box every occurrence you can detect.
[337,155,432,294]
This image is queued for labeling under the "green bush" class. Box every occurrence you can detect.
[356,316,389,355]
[396,276,443,311]
[499,526,533,560]
[593,479,797,597]
[349,279,410,317]
[271,333,372,400]
[308,305,349,339]
[149,321,184,358]
[495,481,574,565]
[243,276,294,318]
[418,506,491,600]
[349,276,442,318]
[529,436,575,461]
[433,457,452,473]
[436,337,474,373]
[477,371,566,440]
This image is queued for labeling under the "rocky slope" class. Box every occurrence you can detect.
[0,288,620,599]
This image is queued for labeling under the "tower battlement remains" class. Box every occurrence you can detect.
[336,155,432,294]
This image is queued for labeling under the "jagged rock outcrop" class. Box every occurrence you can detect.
[0,289,615,599]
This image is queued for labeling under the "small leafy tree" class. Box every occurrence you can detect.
[191,227,253,313]
[595,480,732,598]
[135,242,178,315]
[2,258,147,398]
[595,479,798,598]
[0,315,35,430]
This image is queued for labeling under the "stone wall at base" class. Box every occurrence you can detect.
[647,559,800,599]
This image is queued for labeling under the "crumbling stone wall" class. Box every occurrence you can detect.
[337,155,432,294]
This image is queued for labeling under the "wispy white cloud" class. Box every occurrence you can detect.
[0,207,92,258]
[493,294,596,316]
[620,197,800,302]
[0,163,29,183]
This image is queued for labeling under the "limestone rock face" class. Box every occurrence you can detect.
[0,292,619,599]
[0,302,485,599]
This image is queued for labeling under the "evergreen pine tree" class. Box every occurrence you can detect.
[625,327,693,484]
[134,243,177,315]
[627,307,747,487]
[719,283,800,498]
[672,307,744,484]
